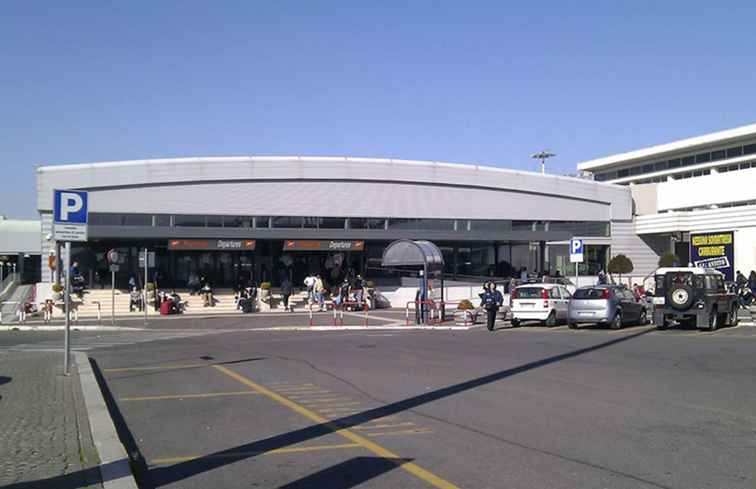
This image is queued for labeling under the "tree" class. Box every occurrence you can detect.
[658,252,680,268]
[608,254,634,284]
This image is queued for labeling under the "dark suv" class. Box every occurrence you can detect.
[653,267,738,331]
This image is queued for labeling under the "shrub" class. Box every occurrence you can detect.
[260,282,272,290]
[658,252,680,268]
[52,283,63,293]
[366,280,375,288]
[457,299,474,310]
[608,254,634,283]
[145,282,155,291]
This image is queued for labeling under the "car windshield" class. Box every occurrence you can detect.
[574,288,607,299]
[516,287,544,299]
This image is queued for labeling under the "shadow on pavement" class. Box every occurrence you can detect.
[0,375,10,386]
[13,328,652,488]
[144,328,653,487]
[278,457,410,489]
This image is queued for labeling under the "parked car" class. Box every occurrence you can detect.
[568,285,648,330]
[653,267,738,331]
[510,283,571,327]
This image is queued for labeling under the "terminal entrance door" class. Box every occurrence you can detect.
[173,251,255,287]
[282,240,365,288]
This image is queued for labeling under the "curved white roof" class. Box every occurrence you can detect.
[36,156,632,221]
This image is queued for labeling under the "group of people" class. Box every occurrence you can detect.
[234,281,258,313]
[301,273,368,312]
[735,270,756,306]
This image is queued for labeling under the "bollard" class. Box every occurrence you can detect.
[308,303,313,327]
[364,302,369,327]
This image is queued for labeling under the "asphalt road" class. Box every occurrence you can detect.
[17,320,756,489]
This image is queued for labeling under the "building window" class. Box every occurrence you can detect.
[744,143,756,155]
[174,215,205,227]
[223,216,249,228]
[155,215,171,227]
[254,216,271,228]
[695,152,711,163]
[727,146,743,158]
[668,158,681,168]
[318,217,346,229]
[206,216,223,228]
[271,216,302,228]
[617,168,630,178]
[740,162,752,170]
[710,149,726,161]
[469,220,510,232]
[349,218,386,230]
[642,164,654,173]
[654,160,669,171]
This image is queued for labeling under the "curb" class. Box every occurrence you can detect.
[75,352,139,489]
[244,324,481,331]
[0,326,145,332]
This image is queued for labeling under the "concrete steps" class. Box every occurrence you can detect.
[42,288,316,318]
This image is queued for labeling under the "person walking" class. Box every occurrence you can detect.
[748,271,756,292]
[479,282,504,332]
[314,274,326,311]
[281,278,292,312]
[736,270,747,288]
[303,273,316,304]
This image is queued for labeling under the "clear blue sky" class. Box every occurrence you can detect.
[2,1,755,218]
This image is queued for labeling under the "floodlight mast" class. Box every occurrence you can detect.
[531,150,556,174]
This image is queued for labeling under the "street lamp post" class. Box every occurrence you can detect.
[531,150,556,174]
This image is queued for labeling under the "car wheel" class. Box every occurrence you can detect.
[708,308,718,331]
[544,311,557,327]
[638,309,648,326]
[510,318,520,328]
[610,312,622,330]
[728,306,739,327]
[568,322,578,329]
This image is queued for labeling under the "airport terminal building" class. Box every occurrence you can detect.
[578,123,756,281]
[35,156,660,288]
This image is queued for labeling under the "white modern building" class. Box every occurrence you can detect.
[35,156,657,288]
[579,123,756,280]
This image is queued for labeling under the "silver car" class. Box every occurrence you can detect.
[568,285,649,329]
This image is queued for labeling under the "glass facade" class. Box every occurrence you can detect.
[87,213,610,237]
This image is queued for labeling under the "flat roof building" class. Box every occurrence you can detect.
[35,156,660,288]
[578,123,756,280]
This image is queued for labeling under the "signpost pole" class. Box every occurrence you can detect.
[575,262,579,289]
[63,241,71,376]
[143,248,148,325]
[111,269,115,326]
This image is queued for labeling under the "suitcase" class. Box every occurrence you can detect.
[160,301,172,315]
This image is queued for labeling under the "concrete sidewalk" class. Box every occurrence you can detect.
[0,351,104,488]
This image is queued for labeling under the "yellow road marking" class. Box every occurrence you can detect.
[213,365,459,489]
[120,391,261,402]
[150,443,361,465]
[295,397,353,404]
[104,364,206,373]
[305,402,362,408]
[287,392,333,398]
[366,428,434,437]
[353,422,416,430]
[316,407,361,413]
[274,386,330,392]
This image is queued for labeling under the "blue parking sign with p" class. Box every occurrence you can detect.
[54,190,88,224]
[570,239,584,255]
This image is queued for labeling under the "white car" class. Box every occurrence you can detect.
[510,283,572,327]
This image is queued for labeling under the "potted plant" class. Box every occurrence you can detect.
[51,283,63,300]
[457,299,474,310]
